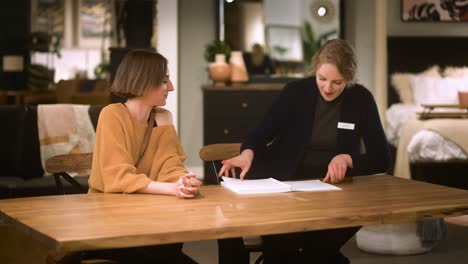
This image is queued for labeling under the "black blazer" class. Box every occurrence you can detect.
[242,76,391,180]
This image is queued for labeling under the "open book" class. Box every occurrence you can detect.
[221,177,341,194]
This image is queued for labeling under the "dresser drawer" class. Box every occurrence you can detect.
[204,118,259,144]
[204,90,279,120]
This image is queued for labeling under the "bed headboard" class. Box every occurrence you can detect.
[387,36,468,106]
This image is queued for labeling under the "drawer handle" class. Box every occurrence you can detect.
[223,129,230,135]
[241,102,248,108]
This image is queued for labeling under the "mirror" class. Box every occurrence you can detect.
[218,0,343,78]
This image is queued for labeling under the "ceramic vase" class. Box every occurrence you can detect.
[209,54,231,87]
[229,51,249,83]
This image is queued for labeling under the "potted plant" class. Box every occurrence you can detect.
[204,40,232,87]
[204,40,231,63]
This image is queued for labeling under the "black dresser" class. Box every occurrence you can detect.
[202,83,284,183]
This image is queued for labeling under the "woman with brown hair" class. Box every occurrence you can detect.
[88,49,200,263]
[218,39,391,263]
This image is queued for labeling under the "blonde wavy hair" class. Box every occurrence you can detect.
[310,39,357,85]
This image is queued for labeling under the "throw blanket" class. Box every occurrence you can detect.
[38,104,95,176]
[394,117,468,179]
[394,117,466,243]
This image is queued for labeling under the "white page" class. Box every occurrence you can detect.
[283,180,342,192]
[221,177,291,194]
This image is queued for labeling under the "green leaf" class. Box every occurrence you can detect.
[204,40,231,62]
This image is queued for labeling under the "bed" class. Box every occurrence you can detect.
[386,36,468,190]
[354,36,468,256]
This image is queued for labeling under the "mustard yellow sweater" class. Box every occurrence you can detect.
[88,104,187,193]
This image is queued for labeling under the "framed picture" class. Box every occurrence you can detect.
[76,0,112,48]
[401,0,468,22]
[32,0,65,50]
[265,25,303,62]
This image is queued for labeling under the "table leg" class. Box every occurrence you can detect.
[0,220,51,264]
[46,252,82,264]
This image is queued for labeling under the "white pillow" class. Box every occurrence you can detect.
[409,76,468,105]
[391,65,441,104]
[356,224,437,255]
[443,66,468,78]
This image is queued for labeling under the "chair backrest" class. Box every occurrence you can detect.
[199,143,241,184]
[45,153,93,194]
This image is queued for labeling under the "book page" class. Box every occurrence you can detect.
[283,180,342,192]
[221,177,291,194]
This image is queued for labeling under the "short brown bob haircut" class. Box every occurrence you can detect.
[111,49,168,99]
[310,39,357,85]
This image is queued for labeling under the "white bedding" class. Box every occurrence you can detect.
[386,104,422,147]
[386,103,467,161]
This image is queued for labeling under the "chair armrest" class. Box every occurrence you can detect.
[199,143,241,161]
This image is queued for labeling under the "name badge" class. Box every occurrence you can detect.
[337,122,355,130]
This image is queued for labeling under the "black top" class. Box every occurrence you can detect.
[293,92,343,179]
[241,76,391,180]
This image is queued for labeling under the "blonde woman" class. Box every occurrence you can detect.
[218,39,390,264]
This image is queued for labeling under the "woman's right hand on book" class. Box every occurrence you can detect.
[218,149,254,180]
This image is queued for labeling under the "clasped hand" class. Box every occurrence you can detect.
[176,172,202,198]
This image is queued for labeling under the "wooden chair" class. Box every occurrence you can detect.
[199,143,242,184]
[46,153,118,264]
[199,143,264,264]
[45,153,93,194]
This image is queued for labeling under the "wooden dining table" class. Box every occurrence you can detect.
[1,175,468,263]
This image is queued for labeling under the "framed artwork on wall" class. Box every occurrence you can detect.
[76,0,112,48]
[32,0,65,50]
[37,0,65,35]
[401,0,468,22]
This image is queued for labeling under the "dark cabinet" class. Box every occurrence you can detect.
[202,84,283,183]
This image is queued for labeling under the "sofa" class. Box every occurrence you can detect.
[0,105,103,199]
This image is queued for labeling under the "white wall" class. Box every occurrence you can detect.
[179,0,216,168]
[302,0,341,38]
[158,0,179,130]
[344,0,375,92]
[32,49,101,81]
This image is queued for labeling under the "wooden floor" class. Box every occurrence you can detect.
[182,215,468,264]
